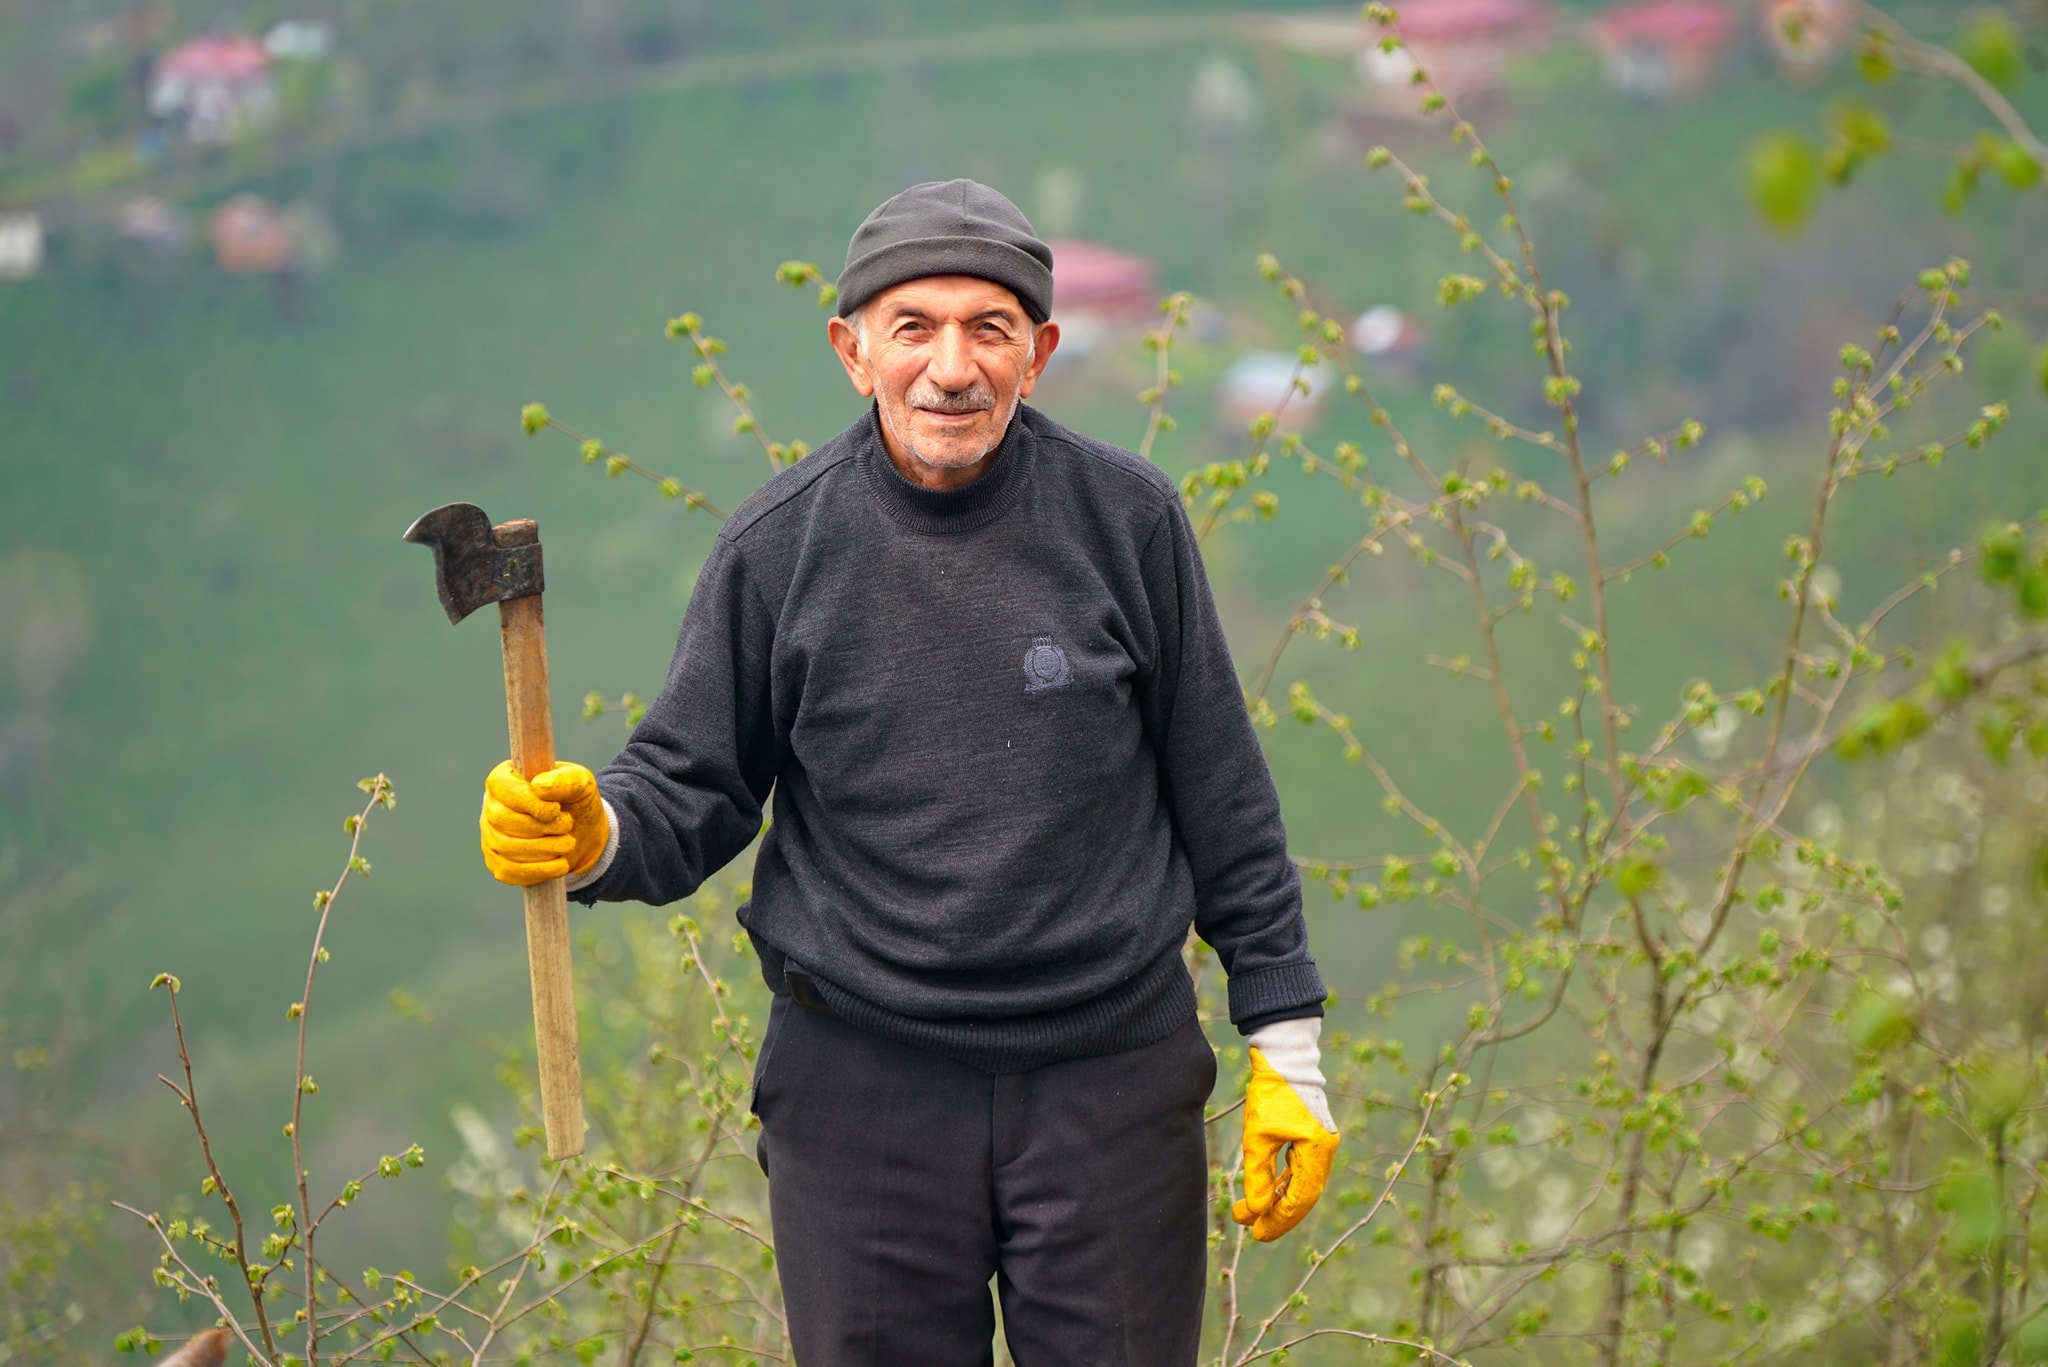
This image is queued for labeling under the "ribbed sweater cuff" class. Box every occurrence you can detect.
[1227,959,1327,1030]
[564,797,621,894]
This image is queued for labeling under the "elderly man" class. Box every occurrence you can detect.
[478,179,1337,1365]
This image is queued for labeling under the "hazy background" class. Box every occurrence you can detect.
[3,0,2046,1334]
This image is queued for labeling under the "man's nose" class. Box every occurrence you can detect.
[924,325,978,391]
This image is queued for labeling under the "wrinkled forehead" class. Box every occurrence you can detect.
[862,275,1030,326]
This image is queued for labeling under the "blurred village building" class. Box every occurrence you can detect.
[1218,352,1339,433]
[1349,305,1427,386]
[117,196,193,255]
[0,211,44,281]
[1047,238,1160,359]
[148,33,275,144]
[207,194,335,275]
[264,20,336,63]
[1588,1,1740,98]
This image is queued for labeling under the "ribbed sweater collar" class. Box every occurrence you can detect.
[857,405,1035,535]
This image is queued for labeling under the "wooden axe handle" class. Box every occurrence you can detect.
[496,561,586,1161]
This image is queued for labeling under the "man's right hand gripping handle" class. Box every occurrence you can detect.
[479,760,611,886]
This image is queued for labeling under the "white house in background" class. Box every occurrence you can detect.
[1218,351,1339,433]
[149,34,275,144]
[1351,306,1427,386]
[264,20,335,62]
[0,212,44,280]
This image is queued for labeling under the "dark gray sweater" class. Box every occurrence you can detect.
[574,404,1324,1071]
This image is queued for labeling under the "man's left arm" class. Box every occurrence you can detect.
[1139,493,1338,1241]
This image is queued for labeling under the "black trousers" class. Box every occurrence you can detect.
[751,996,1218,1367]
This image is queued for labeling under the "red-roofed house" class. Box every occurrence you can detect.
[1050,239,1158,324]
[149,34,275,144]
[1589,2,1740,97]
[1357,0,1552,114]
[208,194,294,274]
[1046,238,1160,358]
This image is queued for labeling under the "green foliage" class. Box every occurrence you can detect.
[1823,102,1892,185]
[62,59,129,140]
[1959,10,2027,92]
[1748,132,1821,232]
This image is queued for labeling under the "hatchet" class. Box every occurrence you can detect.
[404,501,584,1161]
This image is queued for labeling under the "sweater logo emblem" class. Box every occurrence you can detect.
[1022,636,1073,693]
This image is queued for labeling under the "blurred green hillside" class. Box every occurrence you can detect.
[3,2,2047,1316]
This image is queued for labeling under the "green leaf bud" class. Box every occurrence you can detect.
[1844,988,1913,1054]
[2021,574,2048,618]
[1748,133,1820,234]
[519,403,549,436]
[1613,859,1660,897]
[1979,708,2017,765]
[1960,9,2024,90]
[580,439,603,465]
[1853,30,1894,83]
[1980,523,2025,583]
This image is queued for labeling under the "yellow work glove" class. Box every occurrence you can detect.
[479,760,610,886]
[1232,1018,1339,1243]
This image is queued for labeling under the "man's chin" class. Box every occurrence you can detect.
[908,424,998,467]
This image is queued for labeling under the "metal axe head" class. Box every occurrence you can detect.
[403,502,545,624]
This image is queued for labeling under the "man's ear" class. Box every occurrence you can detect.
[827,317,876,399]
[1017,319,1061,400]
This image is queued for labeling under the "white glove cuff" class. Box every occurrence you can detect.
[564,796,620,893]
[1247,1015,1335,1131]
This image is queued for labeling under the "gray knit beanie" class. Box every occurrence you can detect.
[836,179,1055,324]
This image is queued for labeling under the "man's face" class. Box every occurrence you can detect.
[827,275,1059,490]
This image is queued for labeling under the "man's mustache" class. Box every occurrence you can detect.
[907,382,997,414]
